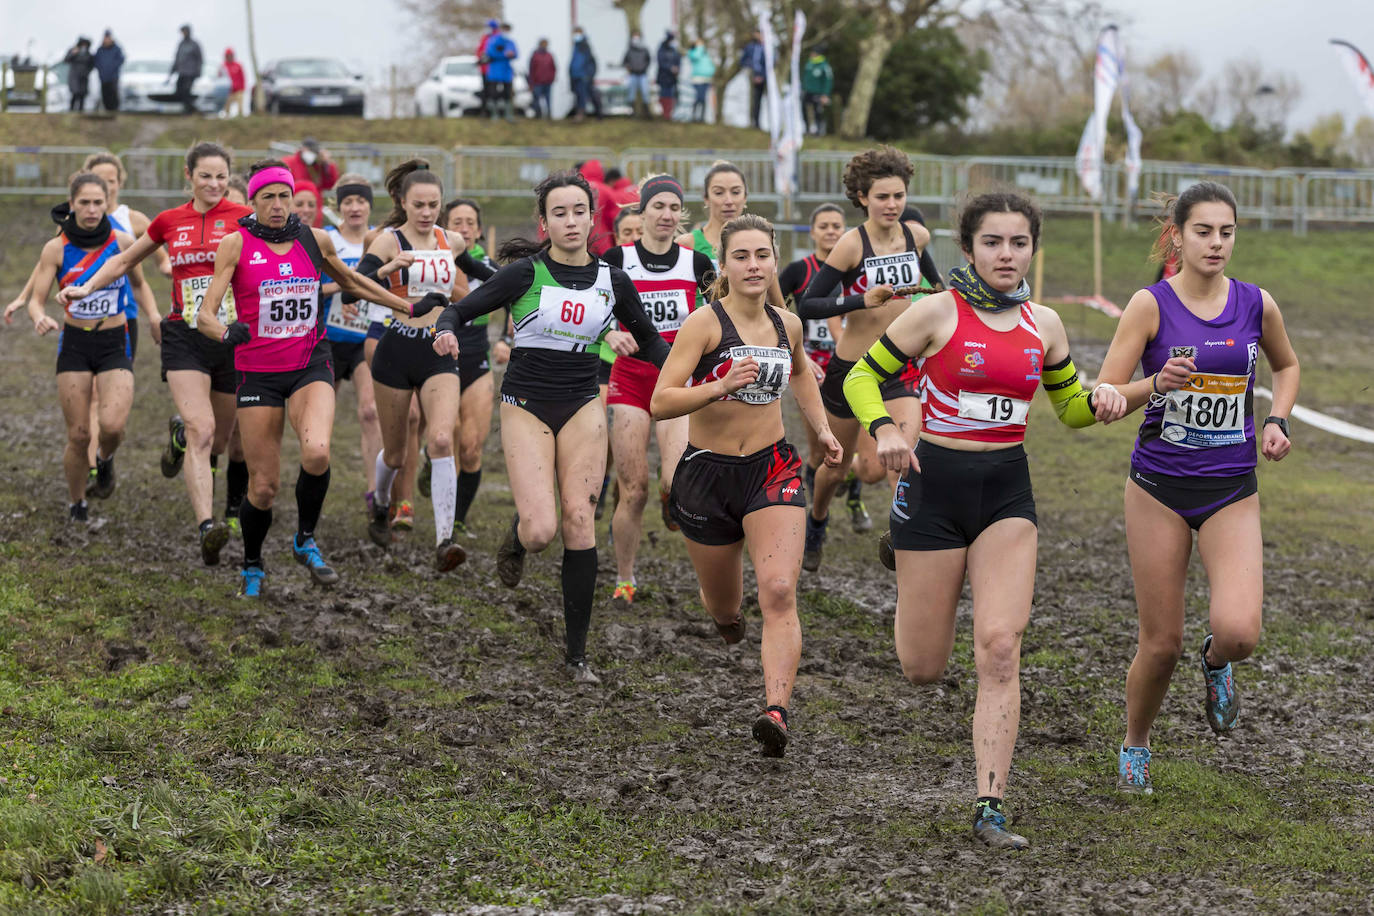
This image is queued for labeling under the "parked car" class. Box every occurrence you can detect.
[413,55,532,118]
[256,58,365,116]
[120,60,224,114]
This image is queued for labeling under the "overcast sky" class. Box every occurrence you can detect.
[6,0,1370,131]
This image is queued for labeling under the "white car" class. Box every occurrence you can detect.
[413,55,532,118]
[120,60,225,114]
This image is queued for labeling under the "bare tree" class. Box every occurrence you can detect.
[613,0,649,36]
[396,0,500,87]
[1349,116,1374,166]
[1134,51,1202,127]
[1209,60,1301,131]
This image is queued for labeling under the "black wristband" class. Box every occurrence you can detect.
[1263,415,1290,438]
[868,416,896,437]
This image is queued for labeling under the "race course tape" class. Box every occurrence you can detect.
[1254,386,1374,444]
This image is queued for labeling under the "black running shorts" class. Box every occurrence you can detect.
[55,323,133,375]
[890,440,1037,550]
[670,439,806,545]
[160,317,236,394]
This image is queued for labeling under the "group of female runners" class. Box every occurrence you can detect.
[13,141,1299,851]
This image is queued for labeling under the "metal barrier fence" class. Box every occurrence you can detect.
[4,143,1374,234]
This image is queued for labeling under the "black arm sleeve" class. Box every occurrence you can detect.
[340,252,385,304]
[918,247,942,288]
[456,248,496,282]
[797,262,865,318]
[599,247,624,269]
[778,259,806,301]
[435,259,535,335]
[610,270,670,367]
[692,251,717,295]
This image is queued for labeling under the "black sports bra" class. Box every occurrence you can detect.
[689,300,792,405]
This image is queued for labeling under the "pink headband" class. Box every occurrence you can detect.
[247,167,295,199]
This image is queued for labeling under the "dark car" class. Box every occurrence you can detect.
[255,57,364,116]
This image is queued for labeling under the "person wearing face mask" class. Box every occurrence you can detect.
[431,170,669,685]
[622,31,651,118]
[284,139,339,193]
[568,29,598,121]
[688,38,714,123]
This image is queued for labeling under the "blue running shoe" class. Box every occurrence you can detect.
[1200,634,1239,733]
[972,802,1029,850]
[1117,745,1153,794]
[293,535,340,586]
[238,566,266,598]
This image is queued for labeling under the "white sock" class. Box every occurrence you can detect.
[431,455,457,544]
[374,452,399,508]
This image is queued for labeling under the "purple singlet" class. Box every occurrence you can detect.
[1131,278,1265,478]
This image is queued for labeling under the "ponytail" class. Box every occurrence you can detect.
[382,158,442,229]
[707,213,776,301]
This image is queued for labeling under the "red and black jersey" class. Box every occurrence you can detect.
[145,197,253,320]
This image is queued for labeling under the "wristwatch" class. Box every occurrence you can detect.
[1263,415,1290,438]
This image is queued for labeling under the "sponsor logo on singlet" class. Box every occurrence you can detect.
[1024,347,1042,381]
[962,351,986,376]
[278,263,292,277]
[964,340,987,348]
[169,250,216,267]
[249,251,267,265]
[1246,342,1257,374]
[1170,345,1196,359]
[1203,339,1235,347]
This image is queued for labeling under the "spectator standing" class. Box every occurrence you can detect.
[486,22,518,120]
[219,48,246,118]
[476,19,499,117]
[801,45,834,136]
[568,28,597,121]
[284,138,340,191]
[740,29,767,128]
[688,37,714,123]
[528,39,556,119]
[655,31,681,121]
[169,25,203,114]
[63,38,94,112]
[93,30,124,113]
[622,32,651,118]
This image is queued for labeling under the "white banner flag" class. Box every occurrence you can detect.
[1076,26,1123,201]
[1331,39,1374,116]
[761,12,806,198]
[1120,47,1143,200]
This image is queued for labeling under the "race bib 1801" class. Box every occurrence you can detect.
[182,275,236,328]
[256,279,321,339]
[1160,373,1248,448]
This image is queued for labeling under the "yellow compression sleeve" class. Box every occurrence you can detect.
[1041,355,1097,428]
[844,334,910,436]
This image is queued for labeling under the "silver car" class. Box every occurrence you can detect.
[120,59,224,114]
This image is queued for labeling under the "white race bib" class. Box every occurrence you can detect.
[67,285,124,321]
[182,275,236,328]
[863,251,920,290]
[326,299,377,335]
[406,250,455,298]
[534,284,613,348]
[640,289,689,333]
[256,279,321,339]
[1161,373,1247,448]
[958,390,1030,425]
[804,319,833,349]
[728,345,791,405]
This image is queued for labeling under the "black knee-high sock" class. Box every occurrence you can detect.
[295,465,330,540]
[454,468,482,524]
[561,547,598,662]
[226,460,248,516]
[240,500,273,568]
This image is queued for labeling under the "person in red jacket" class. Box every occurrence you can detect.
[606,167,640,233]
[576,159,617,255]
[219,48,245,118]
[283,138,339,192]
[528,38,556,119]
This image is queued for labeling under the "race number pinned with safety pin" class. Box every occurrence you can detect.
[256,278,321,339]
[407,250,455,298]
[863,251,920,290]
[182,275,236,328]
[534,283,614,349]
[958,391,1029,425]
[1160,373,1248,448]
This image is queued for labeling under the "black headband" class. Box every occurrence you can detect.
[638,175,683,211]
[336,183,373,207]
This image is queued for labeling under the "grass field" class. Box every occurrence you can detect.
[1,115,1373,914]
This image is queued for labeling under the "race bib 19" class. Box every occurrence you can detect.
[640,289,689,333]
[256,279,321,339]
[181,275,236,328]
[407,250,455,298]
[67,285,124,321]
[864,251,920,290]
[958,390,1030,425]
[1161,373,1248,448]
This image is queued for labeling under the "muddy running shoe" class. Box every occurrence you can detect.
[293,534,340,586]
[238,565,266,598]
[847,495,872,532]
[417,449,432,499]
[566,657,601,684]
[1200,634,1239,733]
[802,515,827,572]
[435,538,467,573]
[496,513,526,588]
[878,529,896,571]
[84,466,98,498]
[225,515,241,538]
[390,500,415,532]
[972,802,1029,850]
[453,519,477,540]
[660,487,679,532]
[1117,745,1153,795]
[367,501,392,548]
[752,707,788,758]
[715,614,746,645]
[88,455,116,500]
[612,580,637,610]
[199,520,231,567]
[69,501,89,524]
[161,415,186,478]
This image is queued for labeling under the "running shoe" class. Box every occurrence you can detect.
[972,802,1029,850]
[1117,745,1153,795]
[293,534,340,586]
[390,500,415,532]
[367,502,392,548]
[660,487,679,532]
[1200,634,1240,733]
[878,529,896,571]
[88,456,116,500]
[238,565,266,599]
[417,449,432,499]
[453,519,477,540]
[84,467,98,498]
[752,708,788,758]
[612,580,637,610]
[160,415,186,478]
[715,614,746,645]
[199,521,231,567]
[847,496,872,532]
[225,515,241,538]
[435,538,467,572]
[802,515,827,572]
[566,657,602,684]
[68,501,89,524]
[496,513,526,588]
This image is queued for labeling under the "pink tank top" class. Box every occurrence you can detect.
[230,230,325,372]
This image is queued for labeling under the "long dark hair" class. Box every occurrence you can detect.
[497,170,596,263]
[1149,181,1238,264]
[382,158,443,229]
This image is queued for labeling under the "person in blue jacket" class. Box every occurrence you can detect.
[568,28,599,121]
[486,23,519,121]
[93,30,125,113]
